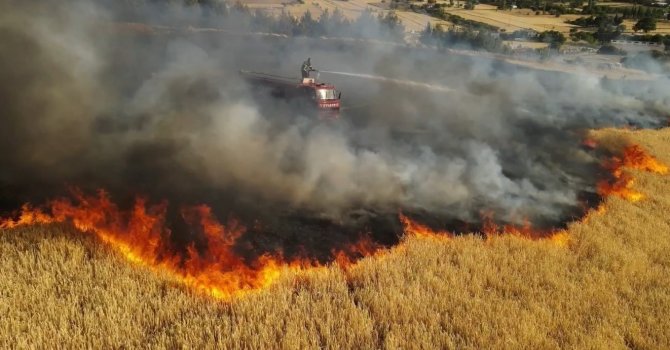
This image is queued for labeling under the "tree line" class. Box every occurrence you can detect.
[104,0,406,41]
[420,23,509,53]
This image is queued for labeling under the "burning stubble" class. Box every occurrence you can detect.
[2,1,670,296]
[2,143,668,299]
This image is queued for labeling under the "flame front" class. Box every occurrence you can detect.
[400,212,568,246]
[0,191,306,299]
[1,144,666,299]
[399,214,452,241]
[597,145,668,202]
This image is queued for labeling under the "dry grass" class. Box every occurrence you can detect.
[241,0,453,32]
[241,0,670,36]
[504,40,550,49]
[2,128,670,349]
[426,5,670,36]
[447,5,670,35]
[442,4,581,33]
[622,19,670,34]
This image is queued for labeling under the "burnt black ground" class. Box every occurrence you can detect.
[1,30,668,264]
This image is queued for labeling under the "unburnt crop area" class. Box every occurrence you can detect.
[2,128,670,348]
[2,1,670,349]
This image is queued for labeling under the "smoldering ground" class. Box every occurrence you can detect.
[1,1,669,260]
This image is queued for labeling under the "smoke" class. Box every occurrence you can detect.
[1,0,669,246]
[320,70,454,92]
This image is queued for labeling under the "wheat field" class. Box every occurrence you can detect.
[1,127,669,349]
[442,4,582,33]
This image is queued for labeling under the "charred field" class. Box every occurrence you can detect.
[2,2,670,348]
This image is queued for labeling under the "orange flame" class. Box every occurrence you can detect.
[399,212,568,246]
[0,204,52,229]
[0,191,321,299]
[0,190,390,299]
[618,145,669,174]
[1,144,666,299]
[399,213,452,241]
[482,213,570,245]
[597,145,668,202]
[332,235,380,267]
[597,173,644,202]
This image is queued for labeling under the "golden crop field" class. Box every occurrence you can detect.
[233,0,670,38]
[622,19,670,34]
[443,4,582,33]
[1,127,670,349]
[437,5,670,35]
[241,0,452,32]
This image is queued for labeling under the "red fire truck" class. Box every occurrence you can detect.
[240,70,341,116]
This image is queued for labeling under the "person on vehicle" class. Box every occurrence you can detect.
[301,57,316,78]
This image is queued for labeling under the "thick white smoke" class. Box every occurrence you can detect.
[1,0,668,230]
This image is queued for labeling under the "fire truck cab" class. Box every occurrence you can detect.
[300,78,340,111]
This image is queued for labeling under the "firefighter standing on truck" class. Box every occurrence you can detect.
[301,57,316,79]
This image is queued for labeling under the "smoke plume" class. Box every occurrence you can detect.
[1,0,668,254]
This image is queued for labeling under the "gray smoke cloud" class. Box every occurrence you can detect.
[1,0,668,233]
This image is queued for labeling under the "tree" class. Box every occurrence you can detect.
[377,11,405,40]
[420,22,433,44]
[571,15,624,43]
[322,8,349,33]
[319,9,349,36]
[274,11,299,35]
[587,0,596,12]
[633,17,656,33]
[497,0,507,10]
[251,9,273,31]
[538,30,566,49]
[354,8,376,33]
[299,10,318,36]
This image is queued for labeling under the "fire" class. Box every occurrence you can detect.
[399,212,569,246]
[1,144,666,300]
[398,144,668,247]
[0,204,52,228]
[482,213,572,245]
[597,145,668,202]
[597,173,644,202]
[0,190,388,299]
[0,190,311,299]
[332,235,380,266]
[618,145,669,175]
[549,232,570,247]
[399,214,452,240]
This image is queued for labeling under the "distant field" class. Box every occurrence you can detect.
[504,40,550,49]
[240,0,670,37]
[241,0,578,33]
[2,127,670,348]
[241,0,450,32]
[442,4,581,33]
[623,19,670,33]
